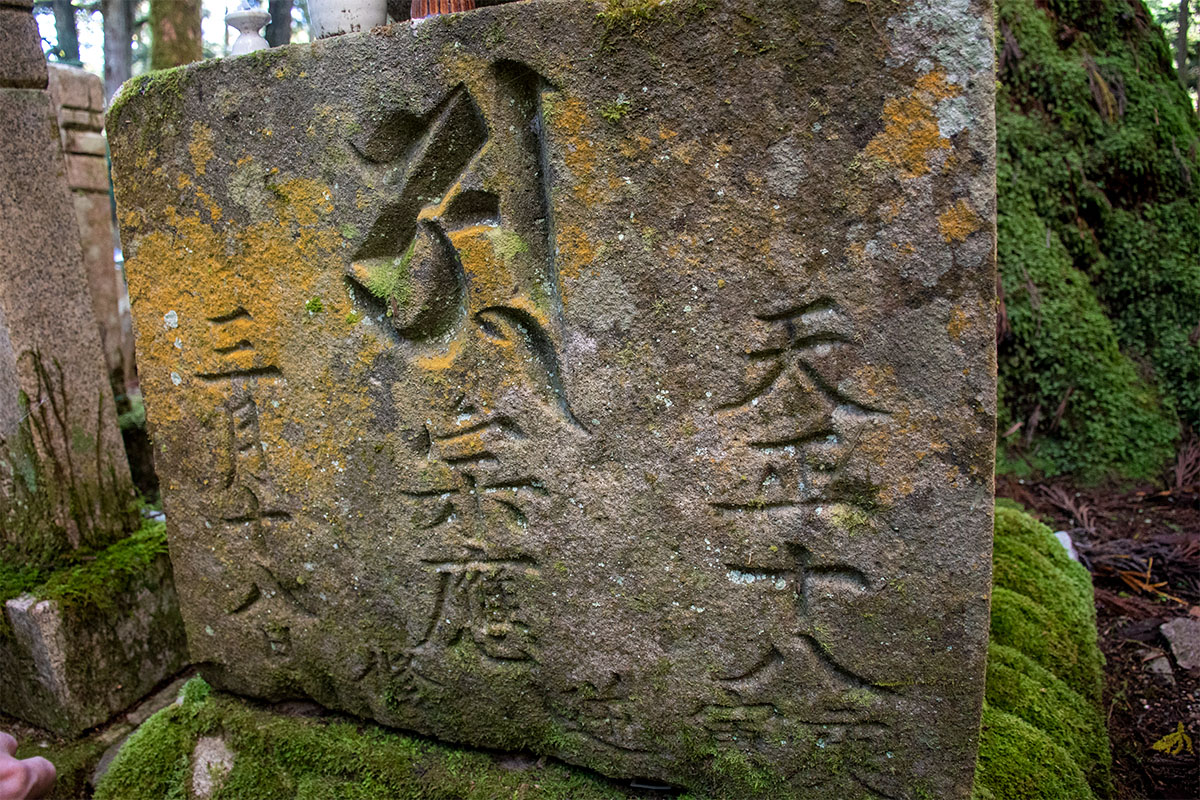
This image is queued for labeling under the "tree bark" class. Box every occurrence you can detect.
[266,0,292,47]
[102,0,133,101]
[51,0,81,65]
[1177,0,1190,87]
[149,0,202,70]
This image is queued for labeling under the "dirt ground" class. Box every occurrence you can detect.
[998,457,1200,800]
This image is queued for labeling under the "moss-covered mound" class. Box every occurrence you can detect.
[973,504,1112,799]
[996,0,1200,480]
[95,678,642,800]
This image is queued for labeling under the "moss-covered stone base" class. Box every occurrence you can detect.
[96,679,652,800]
[0,519,188,735]
[972,504,1112,799]
[93,505,1113,799]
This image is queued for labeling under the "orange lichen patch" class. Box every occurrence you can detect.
[415,332,467,372]
[883,198,904,223]
[618,135,653,160]
[269,178,335,227]
[947,307,970,340]
[914,70,962,101]
[938,200,982,243]
[864,69,961,179]
[188,123,215,176]
[450,226,521,310]
[546,96,601,206]
[658,127,679,140]
[557,224,595,286]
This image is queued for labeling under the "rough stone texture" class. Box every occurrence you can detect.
[0,4,133,548]
[48,63,137,397]
[190,736,235,799]
[0,553,187,735]
[109,0,996,796]
[1160,617,1200,672]
[0,0,47,90]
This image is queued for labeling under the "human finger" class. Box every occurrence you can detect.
[0,732,16,757]
[23,755,56,799]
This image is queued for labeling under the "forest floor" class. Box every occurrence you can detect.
[998,465,1200,800]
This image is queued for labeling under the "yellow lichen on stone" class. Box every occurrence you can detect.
[188,123,215,176]
[863,69,960,179]
[938,199,982,243]
[557,224,595,289]
[947,307,970,341]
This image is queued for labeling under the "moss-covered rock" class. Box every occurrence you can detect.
[997,0,1200,480]
[973,704,1095,800]
[974,506,1112,799]
[96,677,643,800]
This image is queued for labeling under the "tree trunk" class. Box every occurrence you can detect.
[102,0,133,101]
[52,0,81,65]
[149,0,202,70]
[1177,0,1190,87]
[266,0,292,47]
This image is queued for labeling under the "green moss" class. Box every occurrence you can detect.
[975,505,1112,799]
[973,705,1094,800]
[96,678,637,800]
[989,508,1105,704]
[35,516,168,614]
[304,297,324,314]
[985,643,1113,795]
[996,0,1200,481]
[365,242,416,310]
[117,394,147,431]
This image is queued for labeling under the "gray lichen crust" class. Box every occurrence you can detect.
[109,0,997,796]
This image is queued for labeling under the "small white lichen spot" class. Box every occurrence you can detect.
[164,310,178,329]
[171,371,182,386]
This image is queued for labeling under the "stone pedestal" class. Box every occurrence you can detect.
[110,1,997,796]
[0,550,187,736]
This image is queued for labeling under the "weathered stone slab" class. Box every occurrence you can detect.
[110,1,996,796]
[48,63,137,396]
[0,5,133,551]
[0,549,187,735]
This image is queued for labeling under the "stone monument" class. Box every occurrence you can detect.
[0,0,132,551]
[110,0,997,795]
[0,0,185,736]
[48,63,137,399]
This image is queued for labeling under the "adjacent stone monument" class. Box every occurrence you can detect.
[48,63,137,398]
[0,0,131,551]
[110,0,997,795]
[0,0,186,736]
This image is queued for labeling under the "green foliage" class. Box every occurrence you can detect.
[997,0,1200,480]
[304,297,324,314]
[117,394,147,431]
[974,505,1112,799]
[600,94,633,122]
